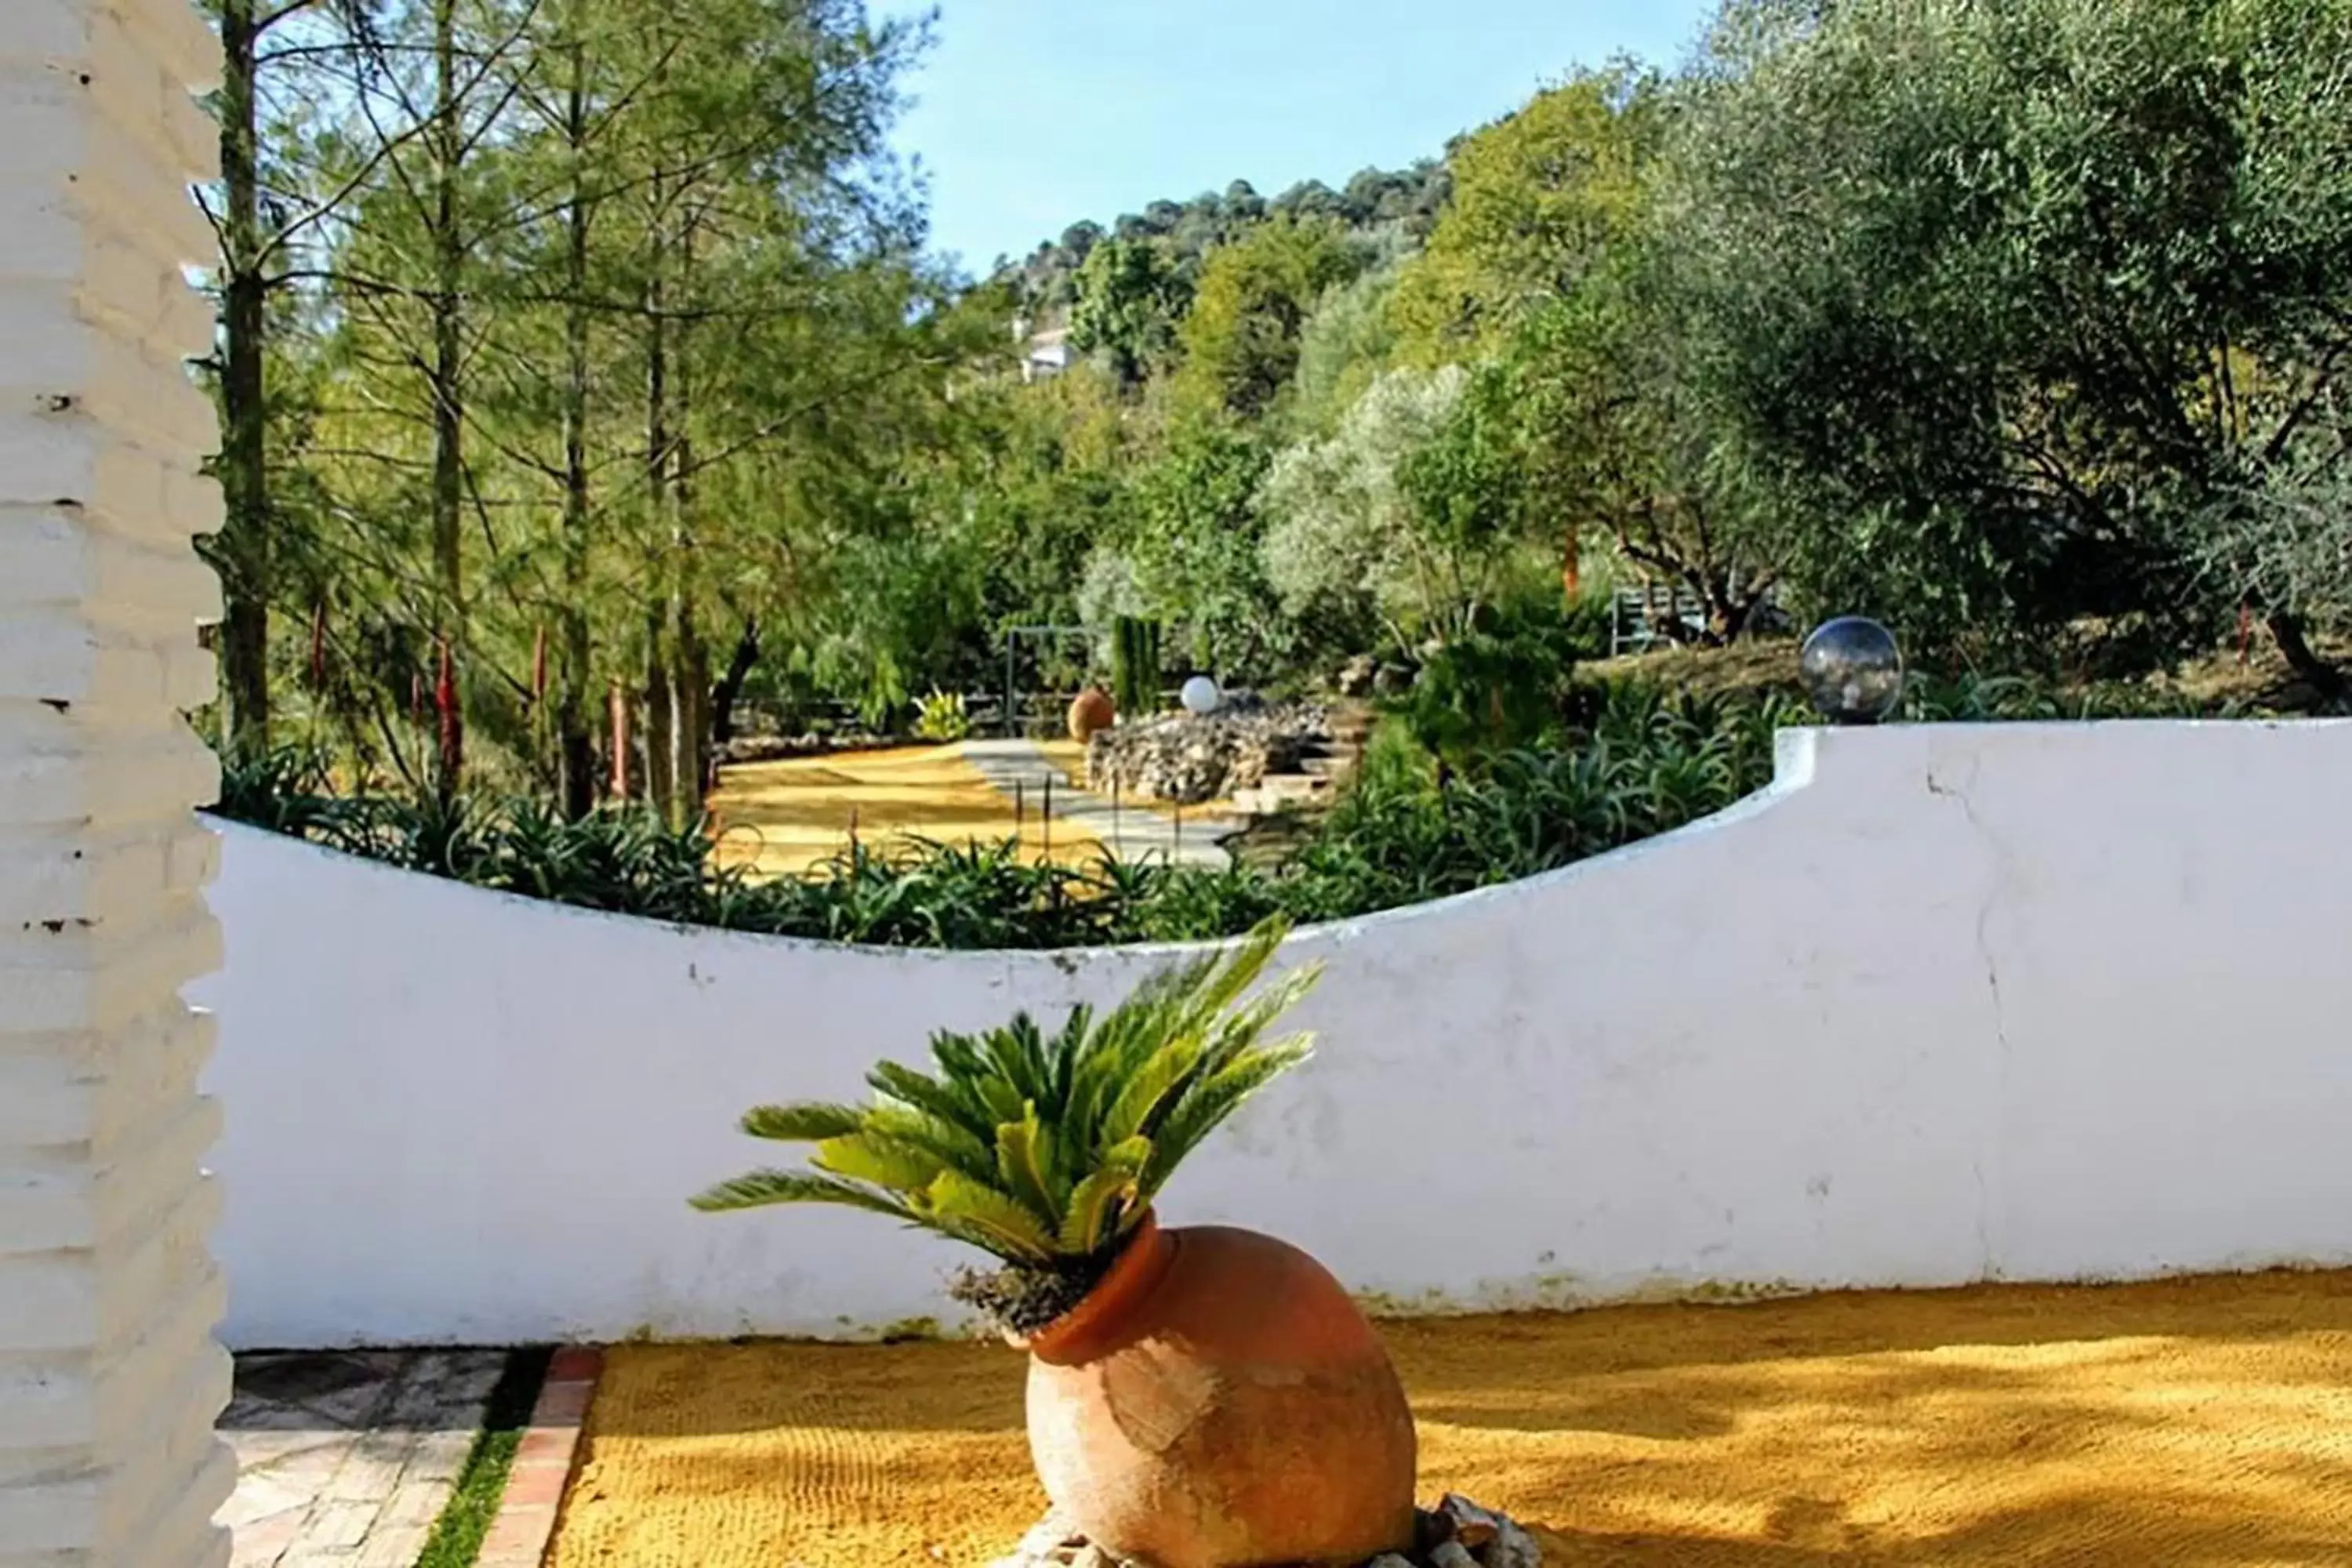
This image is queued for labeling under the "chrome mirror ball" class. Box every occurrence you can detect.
[1798,616,1904,725]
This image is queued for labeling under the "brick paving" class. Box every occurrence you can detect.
[217,1348,508,1568]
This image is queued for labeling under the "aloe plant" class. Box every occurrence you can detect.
[691,917,1320,1269]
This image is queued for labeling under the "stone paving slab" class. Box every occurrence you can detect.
[962,738,1246,868]
[218,1349,508,1568]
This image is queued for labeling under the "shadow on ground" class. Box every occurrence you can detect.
[546,1269,2352,1567]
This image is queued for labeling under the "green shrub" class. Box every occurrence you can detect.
[1384,591,1592,767]
[913,689,974,742]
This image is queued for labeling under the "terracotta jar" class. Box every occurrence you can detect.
[1068,687,1116,743]
[1022,1213,1417,1568]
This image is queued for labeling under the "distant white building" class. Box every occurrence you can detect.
[1022,323,1074,383]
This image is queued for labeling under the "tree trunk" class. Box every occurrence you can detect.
[668,212,709,822]
[214,0,270,752]
[554,23,596,818]
[1703,571,1770,644]
[643,608,675,822]
[2267,612,2347,705]
[642,197,677,823]
[670,608,707,816]
[428,0,466,793]
[710,619,759,746]
[608,679,631,799]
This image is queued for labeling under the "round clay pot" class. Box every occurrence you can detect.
[1068,687,1116,743]
[1022,1213,1417,1568]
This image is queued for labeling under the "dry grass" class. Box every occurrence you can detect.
[546,1269,2352,1568]
[2161,632,2352,711]
[1584,630,2350,715]
[1584,638,1808,702]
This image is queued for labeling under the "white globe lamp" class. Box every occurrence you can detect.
[1179,675,1222,717]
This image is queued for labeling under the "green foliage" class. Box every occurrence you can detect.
[1261,365,1542,655]
[1674,0,2352,658]
[1172,217,1363,422]
[1391,63,1663,360]
[1396,362,1536,581]
[1109,616,1163,718]
[1482,246,1783,642]
[1389,590,1593,768]
[1125,422,1287,675]
[2198,452,2352,655]
[691,919,1321,1270]
[1291,263,1406,434]
[912,690,972,743]
[220,0,2352,810]
[1068,238,1191,386]
[815,358,1133,719]
[1003,163,1447,317]
[212,0,953,798]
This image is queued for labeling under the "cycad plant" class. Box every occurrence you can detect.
[691,917,1322,1330]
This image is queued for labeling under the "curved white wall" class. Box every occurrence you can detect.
[193,721,2352,1349]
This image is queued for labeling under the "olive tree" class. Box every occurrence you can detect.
[1260,365,1538,653]
[1674,0,2352,684]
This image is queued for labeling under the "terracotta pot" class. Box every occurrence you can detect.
[1068,687,1116,743]
[1022,1213,1417,1568]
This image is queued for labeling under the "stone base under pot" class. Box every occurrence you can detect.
[989,1494,1543,1568]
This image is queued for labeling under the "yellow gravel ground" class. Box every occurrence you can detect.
[546,1269,2352,1567]
[708,746,1105,879]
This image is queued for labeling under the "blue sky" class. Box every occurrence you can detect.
[885,0,1719,274]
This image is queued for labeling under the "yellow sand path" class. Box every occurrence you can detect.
[708,744,1105,879]
[546,1269,2352,1567]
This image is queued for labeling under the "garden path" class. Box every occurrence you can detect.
[960,739,1246,869]
[709,744,1109,877]
[217,1349,503,1567]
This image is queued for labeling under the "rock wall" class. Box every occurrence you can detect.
[1085,703,1331,804]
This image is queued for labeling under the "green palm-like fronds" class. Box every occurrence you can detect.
[690,917,1321,1269]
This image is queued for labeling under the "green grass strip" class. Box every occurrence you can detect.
[414,1346,556,1568]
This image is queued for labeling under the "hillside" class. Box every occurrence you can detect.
[1001,161,1452,314]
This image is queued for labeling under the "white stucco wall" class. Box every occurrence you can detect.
[196,720,2352,1350]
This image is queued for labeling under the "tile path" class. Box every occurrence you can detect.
[218,1348,507,1568]
[961,737,1247,868]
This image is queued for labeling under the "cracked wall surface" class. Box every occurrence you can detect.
[196,720,2352,1348]
[1,0,233,1561]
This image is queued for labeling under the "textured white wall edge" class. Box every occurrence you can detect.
[2,0,235,1560]
[196,720,2352,1350]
